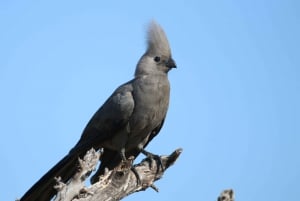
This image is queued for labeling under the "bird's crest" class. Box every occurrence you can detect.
[146,21,171,56]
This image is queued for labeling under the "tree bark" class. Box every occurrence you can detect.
[51,148,234,201]
[53,148,183,201]
[217,189,234,201]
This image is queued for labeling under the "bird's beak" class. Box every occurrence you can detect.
[166,57,177,68]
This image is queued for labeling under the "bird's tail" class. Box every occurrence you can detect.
[20,152,79,201]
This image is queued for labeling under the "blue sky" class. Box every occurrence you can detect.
[1,1,299,200]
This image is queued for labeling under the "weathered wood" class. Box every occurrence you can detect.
[53,149,101,201]
[217,189,234,201]
[54,148,182,201]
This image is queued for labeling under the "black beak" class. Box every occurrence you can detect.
[166,57,177,68]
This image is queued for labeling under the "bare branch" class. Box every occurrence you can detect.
[54,148,182,201]
[217,189,235,201]
[54,149,100,201]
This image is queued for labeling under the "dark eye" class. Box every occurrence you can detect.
[154,56,161,62]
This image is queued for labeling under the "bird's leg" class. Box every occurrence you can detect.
[119,148,142,185]
[119,148,132,170]
[140,149,165,172]
[120,148,127,161]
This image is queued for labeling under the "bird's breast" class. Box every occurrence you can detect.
[126,75,170,148]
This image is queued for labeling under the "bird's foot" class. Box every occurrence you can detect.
[130,165,142,186]
[119,156,134,171]
[118,156,142,186]
[140,149,165,172]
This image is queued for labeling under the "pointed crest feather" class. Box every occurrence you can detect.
[146,21,171,56]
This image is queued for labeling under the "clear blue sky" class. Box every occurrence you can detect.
[1,1,299,201]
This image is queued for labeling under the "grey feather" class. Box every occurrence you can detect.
[146,20,171,57]
[20,21,176,201]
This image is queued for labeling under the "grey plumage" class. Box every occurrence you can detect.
[146,21,171,57]
[20,20,176,201]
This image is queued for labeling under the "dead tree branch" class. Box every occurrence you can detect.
[53,148,182,201]
[217,189,234,201]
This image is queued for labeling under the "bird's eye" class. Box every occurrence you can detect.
[154,56,161,62]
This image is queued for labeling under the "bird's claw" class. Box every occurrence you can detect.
[141,149,165,172]
[119,156,134,171]
[131,166,142,186]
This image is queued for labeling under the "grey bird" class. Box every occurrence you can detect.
[20,20,176,201]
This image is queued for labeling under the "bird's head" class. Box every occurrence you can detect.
[135,21,176,77]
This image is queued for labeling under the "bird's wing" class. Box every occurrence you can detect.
[91,117,166,183]
[147,118,165,144]
[71,81,135,154]
[20,81,136,201]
